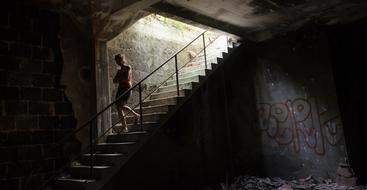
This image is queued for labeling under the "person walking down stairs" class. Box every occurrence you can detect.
[112,54,140,133]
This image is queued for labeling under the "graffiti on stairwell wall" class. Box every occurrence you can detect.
[256,97,343,155]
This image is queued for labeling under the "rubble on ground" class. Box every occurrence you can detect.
[228,176,367,190]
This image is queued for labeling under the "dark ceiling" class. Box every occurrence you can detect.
[33,0,367,41]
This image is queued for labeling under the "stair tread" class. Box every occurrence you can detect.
[166,75,200,82]
[107,131,148,135]
[179,67,206,73]
[136,104,172,110]
[125,112,167,117]
[151,89,187,96]
[70,165,110,169]
[56,178,95,183]
[97,142,136,145]
[177,70,206,78]
[159,82,195,89]
[180,63,211,70]
[127,121,157,126]
[83,153,124,156]
[143,96,184,103]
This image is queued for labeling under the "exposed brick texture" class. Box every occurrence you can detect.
[5,101,28,115]
[20,87,42,100]
[0,117,15,131]
[15,116,38,130]
[28,102,53,115]
[39,116,59,129]
[0,2,77,190]
[0,71,7,85]
[43,89,62,101]
[54,102,72,114]
[0,86,19,100]
[32,74,54,87]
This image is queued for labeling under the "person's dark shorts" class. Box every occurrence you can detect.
[115,86,131,105]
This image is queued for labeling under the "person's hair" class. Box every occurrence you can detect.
[114,54,125,62]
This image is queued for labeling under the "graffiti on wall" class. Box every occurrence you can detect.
[256,97,343,155]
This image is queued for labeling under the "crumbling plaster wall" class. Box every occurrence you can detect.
[58,14,96,143]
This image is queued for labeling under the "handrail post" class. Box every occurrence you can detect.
[138,83,143,131]
[226,35,229,49]
[175,55,179,96]
[202,33,207,70]
[89,122,93,178]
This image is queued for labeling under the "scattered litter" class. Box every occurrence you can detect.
[228,176,367,190]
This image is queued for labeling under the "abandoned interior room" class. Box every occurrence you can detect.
[1,0,367,189]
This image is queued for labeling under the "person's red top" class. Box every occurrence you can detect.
[114,65,132,88]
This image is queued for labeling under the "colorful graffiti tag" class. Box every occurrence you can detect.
[257,97,343,155]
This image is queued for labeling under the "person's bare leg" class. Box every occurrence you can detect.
[116,104,128,133]
[122,105,140,126]
[122,105,140,119]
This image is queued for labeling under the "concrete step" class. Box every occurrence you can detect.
[195,48,222,56]
[134,104,173,115]
[179,63,212,73]
[127,121,157,132]
[81,153,125,166]
[150,89,188,100]
[177,68,207,79]
[106,131,148,143]
[55,178,95,190]
[222,52,229,59]
[142,96,182,107]
[125,112,166,123]
[156,82,195,93]
[95,142,136,153]
[69,165,111,179]
[165,75,200,86]
[191,56,220,64]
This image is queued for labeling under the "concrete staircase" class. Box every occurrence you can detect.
[53,35,235,190]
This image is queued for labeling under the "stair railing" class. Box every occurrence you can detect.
[31,30,226,190]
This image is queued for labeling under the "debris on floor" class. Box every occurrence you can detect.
[228,176,367,190]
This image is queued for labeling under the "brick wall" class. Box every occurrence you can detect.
[0,2,77,189]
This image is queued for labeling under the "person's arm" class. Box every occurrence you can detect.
[113,71,120,83]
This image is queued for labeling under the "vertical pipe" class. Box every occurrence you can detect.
[89,122,93,178]
[175,55,179,96]
[139,84,143,131]
[202,33,207,70]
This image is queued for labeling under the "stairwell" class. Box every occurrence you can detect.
[51,34,238,190]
